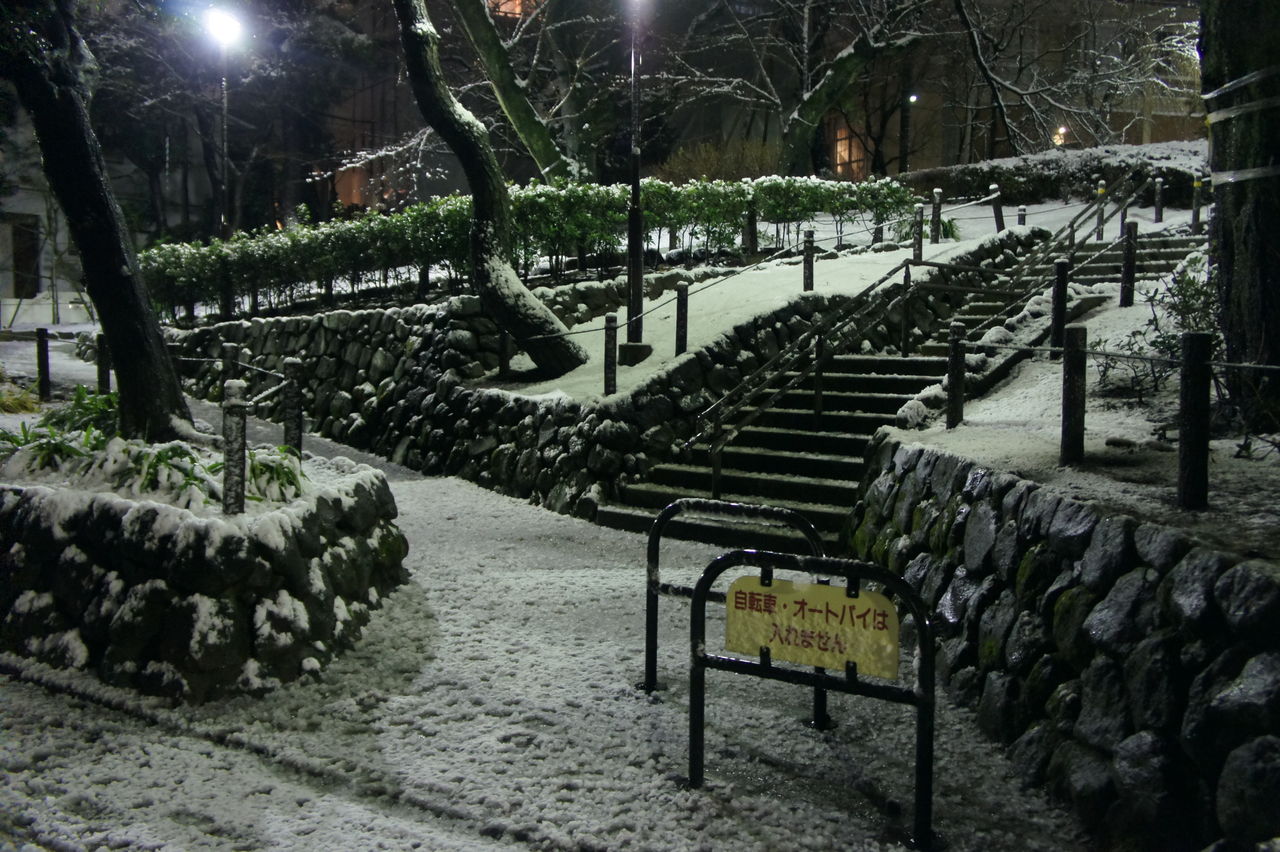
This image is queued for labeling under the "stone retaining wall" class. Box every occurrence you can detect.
[163,232,1040,517]
[0,461,408,703]
[849,433,1280,849]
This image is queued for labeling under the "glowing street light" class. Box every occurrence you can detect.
[204,7,242,248]
[900,93,919,174]
[1054,125,1069,146]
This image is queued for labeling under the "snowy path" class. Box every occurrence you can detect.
[2,403,1088,850]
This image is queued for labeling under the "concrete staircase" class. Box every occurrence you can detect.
[595,231,1207,553]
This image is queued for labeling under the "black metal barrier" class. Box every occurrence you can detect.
[641,498,834,726]
[688,549,937,850]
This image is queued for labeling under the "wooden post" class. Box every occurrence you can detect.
[899,266,913,356]
[1178,332,1213,509]
[1095,180,1106,241]
[946,321,966,429]
[989,183,1005,232]
[1051,259,1070,360]
[222,379,248,515]
[96,333,111,394]
[36,328,51,402]
[221,341,239,388]
[745,202,759,255]
[1153,177,1164,224]
[930,189,943,244]
[283,357,304,453]
[675,282,689,356]
[1191,176,1204,235]
[1120,221,1138,308]
[912,204,924,261]
[1017,205,1027,227]
[803,230,815,292]
[1060,325,1087,465]
[604,314,618,396]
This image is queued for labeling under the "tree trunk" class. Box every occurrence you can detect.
[450,0,575,181]
[392,0,587,377]
[2,0,191,441]
[778,45,876,175]
[1201,0,1280,428]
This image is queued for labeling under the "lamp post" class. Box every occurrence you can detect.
[204,7,241,241]
[620,0,652,366]
[899,93,918,174]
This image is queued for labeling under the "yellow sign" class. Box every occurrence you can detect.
[724,576,900,680]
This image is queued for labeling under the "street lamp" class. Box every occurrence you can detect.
[204,7,242,241]
[620,0,652,366]
[899,93,918,174]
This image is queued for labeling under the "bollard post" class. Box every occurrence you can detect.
[745,202,759,255]
[912,204,924,261]
[36,328,51,402]
[221,341,239,386]
[1178,332,1213,509]
[1153,177,1164,223]
[1017,205,1027,227]
[946,322,966,429]
[675,282,689,356]
[1051,259,1070,360]
[96,333,111,394]
[873,213,884,245]
[803,230,815,292]
[498,330,511,377]
[1191,176,1204,235]
[1120,221,1138,308]
[1095,180,1106,241]
[1060,326,1087,465]
[604,314,618,396]
[989,183,1005,232]
[282,357,304,454]
[222,379,248,515]
[899,265,913,356]
[930,189,943,244]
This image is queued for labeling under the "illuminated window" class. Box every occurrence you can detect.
[490,0,537,17]
[827,114,867,181]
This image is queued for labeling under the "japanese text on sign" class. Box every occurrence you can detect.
[724,576,900,679]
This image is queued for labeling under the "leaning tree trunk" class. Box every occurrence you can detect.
[2,0,191,441]
[450,0,576,181]
[392,0,587,377]
[1200,0,1280,429]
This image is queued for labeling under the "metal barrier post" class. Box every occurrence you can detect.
[283,357,304,453]
[1178,332,1212,509]
[675,282,689,355]
[604,314,618,395]
[1191,176,1204,235]
[1154,177,1164,223]
[899,266,912,356]
[36,328,51,402]
[989,184,1005,232]
[803,230,815,292]
[912,204,924,261]
[1120,221,1138,308]
[221,341,239,386]
[1095,180,1106,241]
[95,333,111,394]
[1051,258,1070,360]
[222,379,248,515]
[930,189,942,244]
[1017,205,1027,227]
[946,322,965,429]
[1060,326,1087,465]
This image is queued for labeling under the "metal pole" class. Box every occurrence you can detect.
[604,314,618,396]
[1017,205,1027,227]
[1120,221,1138,308]
[36,328,51,402]
[1060,326,1086,465]
[1153,177,1164,223]
[946,322,965,429]
[1178,332,1212,509]
[626,19,644,346]
[283,357,304,453]
[989,184,1005,232]
[96,333,111,394]
[899,266,912,356]
[1051,258,1070,360]
[930,188,942,244]
[222,379,248,515]
[675,282,688,355]
[803,230,814,292]
[1095,180,1106,241]
[899,93,913,174]
[912,204,924,261]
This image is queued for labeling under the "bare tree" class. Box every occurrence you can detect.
[391,0,587,377]
[1,0,191,440]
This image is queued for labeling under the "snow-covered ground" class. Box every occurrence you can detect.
[6,195,1269,851]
